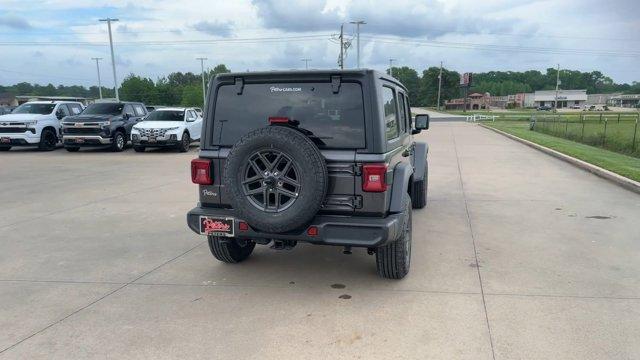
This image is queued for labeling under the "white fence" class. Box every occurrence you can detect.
[465,114,497,122]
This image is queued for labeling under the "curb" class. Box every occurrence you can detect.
[478,123,640,195]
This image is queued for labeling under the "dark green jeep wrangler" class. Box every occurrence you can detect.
[187,70,429,279]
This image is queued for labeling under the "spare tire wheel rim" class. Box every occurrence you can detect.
[242,149,301,213]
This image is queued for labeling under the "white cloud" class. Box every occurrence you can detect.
[0,0,637,86]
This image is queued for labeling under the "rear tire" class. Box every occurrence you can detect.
[0,146,10,151]
[65,147,80,152]
[207,236,255,263]
[38,128,57,151]
[111,131,125,152]
[411,161,428,209]
[133,146,145,153]
[376,194,412,279]
[178,132,190,152]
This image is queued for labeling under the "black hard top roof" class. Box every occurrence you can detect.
[215,69,407,91]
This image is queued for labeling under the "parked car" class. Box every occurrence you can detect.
[186,70,429,279]
[584,104,609,112]
[61,102,147,152]
[536,105,552,111]
[130,107,202,152]
[145,105,166,112]
[0,101,83,151]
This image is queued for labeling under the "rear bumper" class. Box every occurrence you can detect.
[186,206,404,248]
[63,135,113,146]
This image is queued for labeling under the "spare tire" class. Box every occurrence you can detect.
[224,126,328,233]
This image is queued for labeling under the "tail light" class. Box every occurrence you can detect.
[191,158,213,185]
[362,163,387,192]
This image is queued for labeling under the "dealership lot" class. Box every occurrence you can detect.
[1,123,639,359]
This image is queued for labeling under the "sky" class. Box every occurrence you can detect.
[0,0,638,88]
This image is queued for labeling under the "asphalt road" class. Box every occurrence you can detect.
[1,123,639,359]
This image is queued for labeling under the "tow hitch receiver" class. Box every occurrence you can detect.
[270,240,297,250]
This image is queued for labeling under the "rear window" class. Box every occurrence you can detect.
[212,82,365,149]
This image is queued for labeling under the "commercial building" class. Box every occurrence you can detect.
[608,94,640,108]
[533,90,587,108]
[587,93,621,105]
[444,92,491,110]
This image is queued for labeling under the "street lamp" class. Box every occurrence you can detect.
[99,18,119,101]
[91,57,103,99]
[196,57,208,107]
[349,20,366,68]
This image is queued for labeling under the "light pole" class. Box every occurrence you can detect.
[554,63,560,113]
[301,58,311,69]
[339,23,344,69]
[388,58,395,77]
[437,61,443,110]
[196,57,208,106]
[91,57,103,99]
[349,20,366,68]
[99,18,119,101]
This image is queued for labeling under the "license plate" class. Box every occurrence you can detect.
[199,216,234,237]
[0,137,9,144]
[148,137,156,143]
[75,138,84,143]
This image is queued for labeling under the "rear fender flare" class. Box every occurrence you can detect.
[389,162,413,213]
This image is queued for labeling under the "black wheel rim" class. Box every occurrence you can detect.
[44,131,56,148]
[242,149,301,213]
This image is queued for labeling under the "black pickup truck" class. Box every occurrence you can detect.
[186,70,429,279]
[61,102,147,152]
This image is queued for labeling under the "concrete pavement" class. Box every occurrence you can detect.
[1,123,639,359]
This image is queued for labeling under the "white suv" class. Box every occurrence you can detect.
[0,101,84,151]
[130,107,202,152]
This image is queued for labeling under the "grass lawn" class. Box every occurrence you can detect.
[483,121,640,182]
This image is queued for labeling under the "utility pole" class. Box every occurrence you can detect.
[196,57,208,106]
[339,24,344,69]
[437,61,443,111]
[91,57,103,99]
[301,58,311,69]
[99,18,119,101]
[554,63,560,113]
[388,58,395,77]
[349,20,366,68]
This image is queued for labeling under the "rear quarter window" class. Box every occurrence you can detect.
[382,87,399,140]
[212,82,366,149]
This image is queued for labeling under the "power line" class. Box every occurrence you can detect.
[0,34,333,47]
[359,35,640,57]
[2,26,637,43]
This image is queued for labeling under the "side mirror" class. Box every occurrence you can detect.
[56,111,64,120]
[413,114,429,134]
[186,117,196,122]
[123,113,130,120]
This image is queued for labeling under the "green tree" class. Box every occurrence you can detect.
[119,74,158,104]
[418,67,460,107]
[180,83,203,107]
[390,66,420,106]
